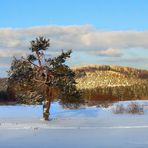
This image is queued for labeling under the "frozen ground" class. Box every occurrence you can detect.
[1,101,148,148]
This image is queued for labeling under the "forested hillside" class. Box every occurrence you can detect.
[74,65,148,102]
[1,65,148,104]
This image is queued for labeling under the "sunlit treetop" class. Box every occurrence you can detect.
[30,36,50,52]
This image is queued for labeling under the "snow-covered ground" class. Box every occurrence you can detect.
[1,101,148,148]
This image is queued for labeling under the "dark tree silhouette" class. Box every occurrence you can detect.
[8,37,82,120]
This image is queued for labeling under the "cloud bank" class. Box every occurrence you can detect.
[0,25,148,77]
[0,25,148,58]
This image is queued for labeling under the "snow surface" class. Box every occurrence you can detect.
[1,101,148,148]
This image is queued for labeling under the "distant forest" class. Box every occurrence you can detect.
[1,65,148,104]
[0,78,16,103]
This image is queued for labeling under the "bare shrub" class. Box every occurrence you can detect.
[127,103,144,114]
[112,104,125,114]
[112,102,144,115]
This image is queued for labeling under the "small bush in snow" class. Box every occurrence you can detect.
[112,102,144,115]
[112,104,125,114]
[127,103,144,114]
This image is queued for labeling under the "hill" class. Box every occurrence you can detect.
[1,65,148,104]
[74,65,148,102]
[0,78,16,103]
[0,78,7,91]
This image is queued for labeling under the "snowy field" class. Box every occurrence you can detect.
[1,101,148,148]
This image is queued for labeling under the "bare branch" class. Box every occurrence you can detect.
[33,78,45,84]
[22,57,40,68]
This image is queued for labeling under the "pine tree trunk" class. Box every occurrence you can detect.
[43,86,52,120]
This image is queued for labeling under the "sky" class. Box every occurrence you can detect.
[0,0,148,77]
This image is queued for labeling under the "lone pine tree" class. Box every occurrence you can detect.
[8,37,82,120]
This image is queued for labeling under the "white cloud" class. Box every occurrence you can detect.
[0,49,27,57]
[0,25,148,59]
[96,48,122,57]
[1,25,148,76]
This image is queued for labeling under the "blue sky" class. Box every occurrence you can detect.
[0,0,148,30]
[0,0,148,77]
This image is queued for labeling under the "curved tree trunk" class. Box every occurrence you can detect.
[43,86,52,120]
